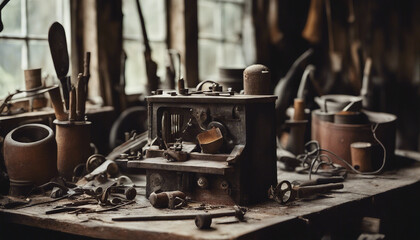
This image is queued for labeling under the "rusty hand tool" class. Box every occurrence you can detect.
[0,0,10,32]
[269,180,344,204]
[195,206,247,229]
[82,157,119,183]
[69,85,76,121]
[110,186,137,200]
[45,206,81,215]
[112,205,247,229]
[75,52,91,121]
[149,191,186,209]
[292,176,345,187]
[48,22,70,110]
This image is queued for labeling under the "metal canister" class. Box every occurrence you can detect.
[243,64,271,95]
[24,68,42,90]
[55,120,92,181]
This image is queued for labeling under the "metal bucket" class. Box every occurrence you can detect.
[311,110,397,170]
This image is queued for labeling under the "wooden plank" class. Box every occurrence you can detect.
[127,157,232,175]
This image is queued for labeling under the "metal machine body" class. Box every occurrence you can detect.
[127,92,277,205]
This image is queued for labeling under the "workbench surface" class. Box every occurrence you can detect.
[1,155,420,240]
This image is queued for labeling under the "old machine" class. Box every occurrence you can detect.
[125,83,277,205]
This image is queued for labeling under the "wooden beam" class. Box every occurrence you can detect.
[168,0,198,88]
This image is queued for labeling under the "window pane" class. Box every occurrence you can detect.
[124,40,146,94]
[0,0,22,35]
[27,0,61,36]
[150,41,167,83]
[28,40,57,86]
[199,38,219,80]
[123,0,166,41]
[123,40,167,94]
[221,42,245,67]
[198,0,221,39]
[0,39,24,98]
[223,3,243,42]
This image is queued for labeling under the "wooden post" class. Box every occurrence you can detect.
[168,0,198,88]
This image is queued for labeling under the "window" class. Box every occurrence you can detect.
[122,0,167,95]
[198,0,248,80]
[0,0,70,98]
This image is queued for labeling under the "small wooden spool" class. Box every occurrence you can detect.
[293,98,306,121]
[350,142,372,172]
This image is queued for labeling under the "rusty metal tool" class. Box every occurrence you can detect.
[48,22,70,110]
[269,181,344,204]
[112,205,247,228]
[110,186,137,200]
[149,190,186,209]
[69,85,76,121]
[292,176,344,187]
[76,52,91,120]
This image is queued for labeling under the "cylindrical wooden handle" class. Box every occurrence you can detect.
[48,85,68,121]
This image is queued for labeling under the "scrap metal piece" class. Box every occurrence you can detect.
[149,191,186,209]
[269,180,344,204]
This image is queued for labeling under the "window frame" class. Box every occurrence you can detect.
[0,0,70,71]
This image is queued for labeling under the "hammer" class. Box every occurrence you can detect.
[112,205,247,229]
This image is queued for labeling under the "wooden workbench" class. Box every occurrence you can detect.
[1,154,420,240]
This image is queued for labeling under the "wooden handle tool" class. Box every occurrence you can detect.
[48,85,68,121]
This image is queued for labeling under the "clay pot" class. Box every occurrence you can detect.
[3,124,57,187]
[55,120,92,181]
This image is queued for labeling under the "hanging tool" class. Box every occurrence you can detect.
[48,22,70,110]
[325,0,342,73]
[302,0,323,44]
[347,0,363,94]
[0,0,10,32]
[268,180,343,204]
[135,0,159,95]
